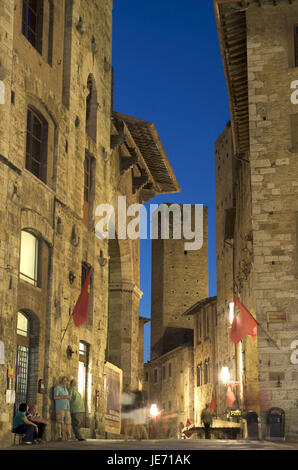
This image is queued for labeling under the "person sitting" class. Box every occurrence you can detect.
[26,404,49,443]
[13,403,38,445]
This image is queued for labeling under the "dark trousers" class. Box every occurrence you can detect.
[203,423,211,439]
[13,424,36,443]
[71,412,83,439]
[36,422,46,439]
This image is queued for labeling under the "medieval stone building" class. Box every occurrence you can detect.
[214,0,298,440]
[182,296,217,426]
[0,0,179,446]
[145,206,209,435]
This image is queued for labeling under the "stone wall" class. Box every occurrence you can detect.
[0,0,114,446]
[144,345,194,438]
[246,2,298,439]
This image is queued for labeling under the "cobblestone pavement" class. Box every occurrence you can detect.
[3,438,298,451]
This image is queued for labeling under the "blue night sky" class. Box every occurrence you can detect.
[112,1,230,363]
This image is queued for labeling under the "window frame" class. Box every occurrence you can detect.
[197,363,202,387]
[25,107,48,183]
[22,0,44,55]
[19,230,41,287]
[295,24,298,68]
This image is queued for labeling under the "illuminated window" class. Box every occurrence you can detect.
[19,231,39,287]
[22,0,43,54]
[17,312,29,337]
[78,341,89,426]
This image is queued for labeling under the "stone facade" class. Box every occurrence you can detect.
[144,345,194,438]
[145,206,209,434]
[184,297,217,425]
[214,0,298,440]
[0,0,179,447]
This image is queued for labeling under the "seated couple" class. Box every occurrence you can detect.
[13,403,49,445]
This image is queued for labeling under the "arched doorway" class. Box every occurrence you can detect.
[15,312,30,412]
[15,310,40,413]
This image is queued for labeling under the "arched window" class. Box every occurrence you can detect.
[19,230,40,287]
[25,107,48,182]
[85,75,97,141]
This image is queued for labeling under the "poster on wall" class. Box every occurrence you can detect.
[0,341,4,364]
[104,362,122,435]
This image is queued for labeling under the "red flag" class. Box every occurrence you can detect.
[226,384,236,407]
[72,267,93,327]
[230,295,257,345]
[210,393,217,410]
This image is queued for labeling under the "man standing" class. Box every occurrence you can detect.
[53,376,72,441]
[69,379,86,441]
[26,404,49,443]
[201,403,213,439]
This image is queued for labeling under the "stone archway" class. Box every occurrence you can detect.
[107,236,142,392]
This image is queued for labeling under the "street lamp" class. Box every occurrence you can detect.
[220,366,230,384]
[150,404,159,418]
[229,302,235,325]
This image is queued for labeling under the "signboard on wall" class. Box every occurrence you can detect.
[104,362,122,435]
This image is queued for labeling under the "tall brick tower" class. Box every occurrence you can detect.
[151,204,209,359]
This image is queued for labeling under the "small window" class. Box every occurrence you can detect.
[84,154,91,204]
[154,369,158,383]
[86,75,97,142]
[197,363,202,387]
[295,25,298,67]
[204,359,210,385]
[19,231,40,287]
[168,363,172,378]
[203,309,209,339]
[47,0,54,65]
[290,114,298,151]
[145,372,149,382]
[83,152,93,226]
[17,312,29,337]
[81,262,93,324]
[26,107,48,182]
[197,312,202,343]
[22,0,43,54]
[168,400,172,411]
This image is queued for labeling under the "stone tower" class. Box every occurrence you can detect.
[151,205,209,359]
